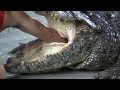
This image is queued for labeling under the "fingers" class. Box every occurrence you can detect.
[0,64,6,79]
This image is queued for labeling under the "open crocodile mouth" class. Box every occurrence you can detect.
[5,11,96,73]
[5,11,76,69]
[37,11,76,58]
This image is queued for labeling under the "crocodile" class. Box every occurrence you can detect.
[4,11,120,79]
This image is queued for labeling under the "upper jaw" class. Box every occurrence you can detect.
[37,11,76,43]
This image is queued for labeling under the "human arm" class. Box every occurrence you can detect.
[3,11,67,43]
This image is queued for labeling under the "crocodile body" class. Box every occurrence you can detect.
[5,11,120,79]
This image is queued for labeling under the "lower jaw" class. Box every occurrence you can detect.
[38,19,76,60]
[5,19,77,73]
[34,26,76,62]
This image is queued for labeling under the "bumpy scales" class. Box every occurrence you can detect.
[5,11,120,79]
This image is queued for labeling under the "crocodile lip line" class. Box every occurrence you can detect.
[5,11,95,73]
[5,11,76,72]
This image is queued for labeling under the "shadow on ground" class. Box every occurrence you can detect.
[6,69,99,79]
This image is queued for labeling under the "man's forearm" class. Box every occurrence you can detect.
[5,11,50,40]
[3,11,67,43]
[18,18,53,41]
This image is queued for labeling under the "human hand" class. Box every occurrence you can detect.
[44,28,68,43]
[0,64,6,79]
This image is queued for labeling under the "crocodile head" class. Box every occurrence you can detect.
[5,11,99,73]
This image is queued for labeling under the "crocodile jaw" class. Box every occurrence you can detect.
[6,12,76,63]
[6,11,97,73]
[37,15,76,61]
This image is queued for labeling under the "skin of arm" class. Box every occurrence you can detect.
[3,11,68,43]
[0,65,6,79]
[0,11,68,79]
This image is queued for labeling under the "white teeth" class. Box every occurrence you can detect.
[54,13,57,17]
[52,11,56,14]
[54,17,59,20]
[57,19,60,22]
[31,63,34,67]
[53,17,56,20]
[51,13,53,17]
[54,12,60,18]
[83,29,89,32]
[35,62,38,66]
[18,66,20,69]
[21,61,24,66]
[26,63,29,67]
